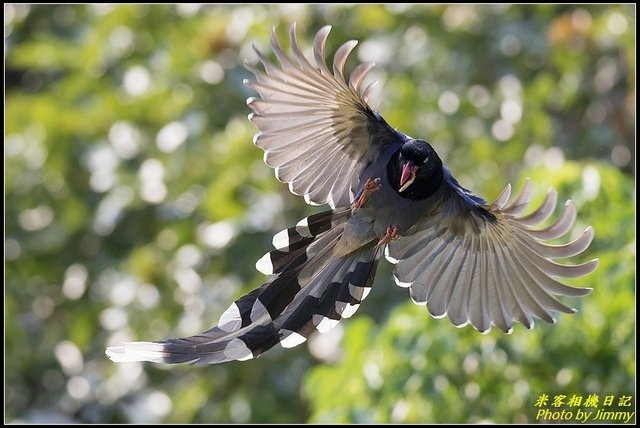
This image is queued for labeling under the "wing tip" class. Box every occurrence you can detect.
[319,24,332,35]
[344,39,358,50]
[576,259,599,277]
[384,246,399,264]
[394,275,412,288]
[574,286,594,296]
[451,319,470,329]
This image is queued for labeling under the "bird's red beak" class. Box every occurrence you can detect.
[399,162,418,193]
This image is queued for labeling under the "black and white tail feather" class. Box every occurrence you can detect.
[106,209,380,364]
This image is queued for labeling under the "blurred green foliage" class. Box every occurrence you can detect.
[5,4,635,424]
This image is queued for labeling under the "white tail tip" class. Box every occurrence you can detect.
[105,341,167,363]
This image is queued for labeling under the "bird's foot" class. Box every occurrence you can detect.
[354,178,382,209]
[376,226,399,248]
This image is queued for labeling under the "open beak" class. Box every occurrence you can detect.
[399,162,418,193]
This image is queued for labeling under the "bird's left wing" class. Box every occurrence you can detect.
[245,24,403,208]
[386,179,598,333]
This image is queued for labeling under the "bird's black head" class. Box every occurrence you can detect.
[387,139,444,200]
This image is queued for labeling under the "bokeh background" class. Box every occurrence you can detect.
[5,4,635,424]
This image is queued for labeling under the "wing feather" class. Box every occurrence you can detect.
[491,236,535,329]
[521,200,577,240]
[425,235,469,318]
[246,24,403,208]
[517,188,557,226]
[485,237,514,332]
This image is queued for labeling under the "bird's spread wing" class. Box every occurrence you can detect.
[245,24,403,208]
[385,179,598,333]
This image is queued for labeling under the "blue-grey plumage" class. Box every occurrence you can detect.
[355,142,445,237]
[106,23,597,365]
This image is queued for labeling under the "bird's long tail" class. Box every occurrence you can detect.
[106,208,379,365]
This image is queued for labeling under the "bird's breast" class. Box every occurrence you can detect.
[358,172,435,238]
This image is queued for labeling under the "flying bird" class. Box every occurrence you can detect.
[106,24,597,365]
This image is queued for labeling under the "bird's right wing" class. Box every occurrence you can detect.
[386,180,598,333]
[245,24,404,208]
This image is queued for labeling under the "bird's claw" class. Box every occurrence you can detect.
[354,178,382,209]
[377,226,399,248]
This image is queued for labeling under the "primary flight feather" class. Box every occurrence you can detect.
[106,24,597,365]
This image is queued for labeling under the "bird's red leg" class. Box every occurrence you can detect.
[376,226,399,249]
[353,178,382,209]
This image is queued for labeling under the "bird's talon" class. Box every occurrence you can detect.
[377,226,399,248]
[365,177,382,191]
[354,178,382,209]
